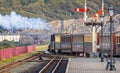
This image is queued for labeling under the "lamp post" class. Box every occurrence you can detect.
[108,5,115,71]
[100,15,104,62]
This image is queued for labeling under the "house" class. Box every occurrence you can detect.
[0,33,20,42]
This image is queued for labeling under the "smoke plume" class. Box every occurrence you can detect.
[0,11,51,32]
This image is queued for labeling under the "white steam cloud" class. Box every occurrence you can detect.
[0,11,51,31]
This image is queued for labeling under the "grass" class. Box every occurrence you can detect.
[35,44,48,51]
[0,53,31,64]
[0,44,49,65]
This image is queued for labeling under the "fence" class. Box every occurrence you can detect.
[0,45,36,60]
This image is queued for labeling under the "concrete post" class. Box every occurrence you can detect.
[84,0,87,22]
[92,26,97,53]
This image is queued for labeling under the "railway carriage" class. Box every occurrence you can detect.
[97,32,120,56]
[84,33,92,53]
[50,32,120,56]
[114,32,120,56]
[50,33,61,53]
[50,33,92,55]
[60,34,72,53]
[97,33,111,54]
[71,34,84,53]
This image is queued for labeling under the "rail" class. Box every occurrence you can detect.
[38,57,63,73]
[52,57,63,73]
[0,55,38,73]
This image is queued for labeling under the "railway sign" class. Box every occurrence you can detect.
[93,7,106,19]
[74,8,90,12]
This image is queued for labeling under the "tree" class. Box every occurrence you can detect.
[0,25,5,33]
[1,40,14,48]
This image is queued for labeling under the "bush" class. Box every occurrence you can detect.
[1,40,14,48]
[0,40,34,50]
[0,46,5,49]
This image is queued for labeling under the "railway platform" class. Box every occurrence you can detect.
[65,58,120,73]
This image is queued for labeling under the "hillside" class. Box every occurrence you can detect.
[49,14,120,34]
[0,0,120,21]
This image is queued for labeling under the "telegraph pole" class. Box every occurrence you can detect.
[84,0,87,22]
[102,0,105,16]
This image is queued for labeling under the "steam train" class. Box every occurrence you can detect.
[49,32,120,56]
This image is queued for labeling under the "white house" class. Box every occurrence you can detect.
[0,33,20,42]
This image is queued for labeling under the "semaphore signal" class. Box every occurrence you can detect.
[74,8,90,12]
[93,7,106,19]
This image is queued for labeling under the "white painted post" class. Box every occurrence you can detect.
[84,0,87,22]
[102,0,104,16]
[92,26,97,53]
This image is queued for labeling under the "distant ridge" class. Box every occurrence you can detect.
[0,0,120,21]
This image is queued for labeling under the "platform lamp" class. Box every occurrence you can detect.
[108,5,115,71]
[100,15,104,62]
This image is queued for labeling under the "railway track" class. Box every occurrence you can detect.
[0,55,38,73]
[38,57,63,73]
[0,51,67,73]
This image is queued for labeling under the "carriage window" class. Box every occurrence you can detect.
[116,36,119,43]
[119,36,120,43]
[118,36,119,43]
[61,36,71,42]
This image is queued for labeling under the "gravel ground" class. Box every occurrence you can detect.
[10,60,68,73]
[57,60,68,73]
[9,54,69,73]
[10,58,49,73]
[10,62,44,73]
[36,60,68,73]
